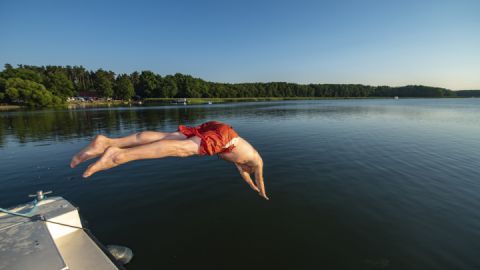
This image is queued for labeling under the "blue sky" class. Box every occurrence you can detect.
[1,0,479,89]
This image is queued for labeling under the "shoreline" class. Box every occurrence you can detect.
[0,96,475,111]
[0,105,22,110]
[144,97,369,104]
[143,96,472,105]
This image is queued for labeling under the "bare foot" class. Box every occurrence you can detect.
[83,146,125,178]
[70,135,110,168]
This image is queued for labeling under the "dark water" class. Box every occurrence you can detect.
[1,99,480,269]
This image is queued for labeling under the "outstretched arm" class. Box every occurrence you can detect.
[235,163,260,193]
[109,131,186,148]
[254,160,269,200]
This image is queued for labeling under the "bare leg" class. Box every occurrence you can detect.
[70,131,186,168]
[82,137,201,178]
[109,131,186,148]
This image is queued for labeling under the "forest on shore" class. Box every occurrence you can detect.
[0,64,477,107]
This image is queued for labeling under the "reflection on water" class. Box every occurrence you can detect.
[2,99,480,146]
[1,99,480,270]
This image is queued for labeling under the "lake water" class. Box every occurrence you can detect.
[1,99,480,269]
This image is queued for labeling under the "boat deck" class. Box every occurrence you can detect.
[0,197,121,270]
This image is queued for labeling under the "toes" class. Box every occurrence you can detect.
[71,152,88,168]
[82,162,98,178]
[71,149,100,168]
[70,155,81,168]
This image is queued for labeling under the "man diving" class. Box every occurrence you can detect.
[70,121,269,200]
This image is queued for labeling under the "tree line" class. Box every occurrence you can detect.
[0,63,473,107]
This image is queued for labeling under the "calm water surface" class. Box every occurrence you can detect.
[1,99,480,269]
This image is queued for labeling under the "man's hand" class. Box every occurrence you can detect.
[258,190,269,200]
[254,161,269,200]
[235,163,260,192]
[235,163,269,200]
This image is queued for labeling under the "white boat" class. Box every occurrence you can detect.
[0,191,132,270]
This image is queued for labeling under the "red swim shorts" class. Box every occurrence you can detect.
[178,121,239,156]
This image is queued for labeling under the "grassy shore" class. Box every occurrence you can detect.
[0,104,22,110]
[143,97,380,104]
[2,96,466,110]
[67,100,129,107]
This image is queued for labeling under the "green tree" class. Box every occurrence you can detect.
[68,66,91,92]
[0,77,6,102]
[130,71,140,92]
[2,64,44,84]
[0,63,459,102]
[5,78,62,107]
[45,71,75,98]
[94,69,114,98]
[137,71,158,97]
[114,74,135,100]
[161,75,178,97]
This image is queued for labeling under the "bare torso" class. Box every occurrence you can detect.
[218,137,267,199]
[219,137,261,168]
